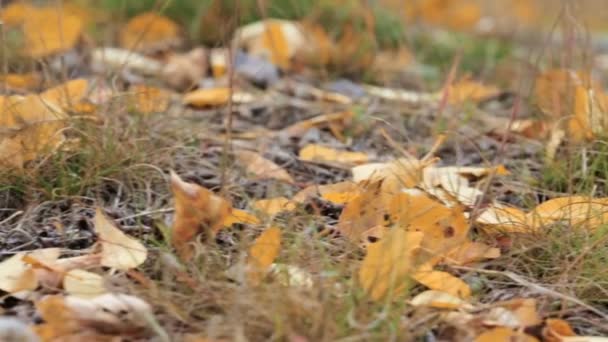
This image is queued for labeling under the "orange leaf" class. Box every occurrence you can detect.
[247,227,282,284]
[170,171,232,260]
[413,266,471,299]
[23,7,83,58]
[543,319,576,342]
[183,88,231,107]
[474,327,538,342]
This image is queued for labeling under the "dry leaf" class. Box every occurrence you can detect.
[281,111,353,138]
[299,144,369,165]
[441,241,500,266]
[568,85,607,142]
[0,2,33,27]
[23,7,83,58]
[170,171,232,260]
[234,150,294,183]
[119,12,181,52]
[337,181,389,241]
[489,298,542,328]
[410,290,471,309]
[292,181,361,204]
[0,73,43,92]
[543,319,576,342]
[248,227,282,284]
[446,79,500,105]
[359,229,424,300]
[90,47,163,75]
[222,208,260,227]
[253,197,296,216]
[528,196,608,230]
[352,158,426,194]
[130,84,171,114]
[41,79,89,112]
[474,327,538,342]
[413,265,471,299]
[63,269,107,298]
[95,208,147,270]
[0,121,67,169]
[0,248,60,293]
[476,204,529,233]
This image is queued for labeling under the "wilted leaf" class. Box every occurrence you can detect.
[248,227,282,284]
[170,171,232,260]
[410,290,471,309]
[474,327,538,342]
[299,144,369,165]
[253,197,296,216]
[63,269,106,298]
[119,12,181,52]
[234,150,294,183]
[359,229,424,301]
[95,208,147,270]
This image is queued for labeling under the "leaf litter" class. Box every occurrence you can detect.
[1,1,608,340]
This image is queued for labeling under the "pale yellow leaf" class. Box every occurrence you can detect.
[63,269,106,298]
[528,196,608,230]
[253,197,296,216]
[248,227,282,284]
[0,248,60,293]
[119,12,181,52]
[94,208,147,270]
[413,268,471,299]
[235,150,294,183]
[410,290,471,309]
[299,144,369,165]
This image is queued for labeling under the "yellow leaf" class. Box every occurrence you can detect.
[170,171,232,260]
[183,88,230,107]
[119,12,181,52]
[413,267,471,299]
[282,111,353,138]
[23,7,83,58]
[0,2,34,27]
[0,73,42,92]
[534,69,594,119]
[528,196,608,230]
[474,327,539,342]
[237,20,305,70]
[493,298,542,327]
[293,181,361,204]
[234,150,294,183]
[248,227,282,284]
[388,192,470,257]
[543,319,576,342]
[446,79,499,105]
[253,197,296,216]
[0,248,60,293]
[568,85,607,142]
[441,241,500,266]
[337,181,389,241]
[130,84,171,114]
[0,95,66,129]
[410,290,471,309]
[359,229,424,301]
[260,21,290,69]
[351,158,426,194]
[222,208,260,227]
[0,121,66,169]
[94,208,147,270]
[476,204,530,233]
[63,269,106,298]
[299,144,369,165]
[41,79,89,111]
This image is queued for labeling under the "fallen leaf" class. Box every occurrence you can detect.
[474,327,538,342]
[130,84,171,114]
[183,87,252,107]
[234,150,294,183]
[41,79,89,112]
[476,204,530,233]
[0,248,60,293]
[0,73,43,92]
[441,241,501,266]
[293,181,361,204]
[568,85,607,142]
[23,7,83,58]
[119,12,181,52]
[0,121,67,169]
[95,208,147,270]
[248,227,282,284]
[222,208,260,227]
[90,47,163,76]
[528,196,608,230]
[337,181,389,241]
[170,171,232,260]
[491,298,542,327]
[446,79,500,105]
[543,319,576,342]
[281,111,353,138]
[352,158,427,194]
[413,266,471,299]
[0,2,33,27]
[359,229,424,301]
[299,144,369,165]
[253,197,296,216]
[268,264,314,288]
[63,269,107,298]
[410,290,471,309]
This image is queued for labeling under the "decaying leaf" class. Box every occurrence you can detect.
[234,150,294,183]
[299,144,369,165]
[119,12,182,52]
[94,208,147,270]
[170,171,232,260]
[248,227,282,284]
[359,229,424,301]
